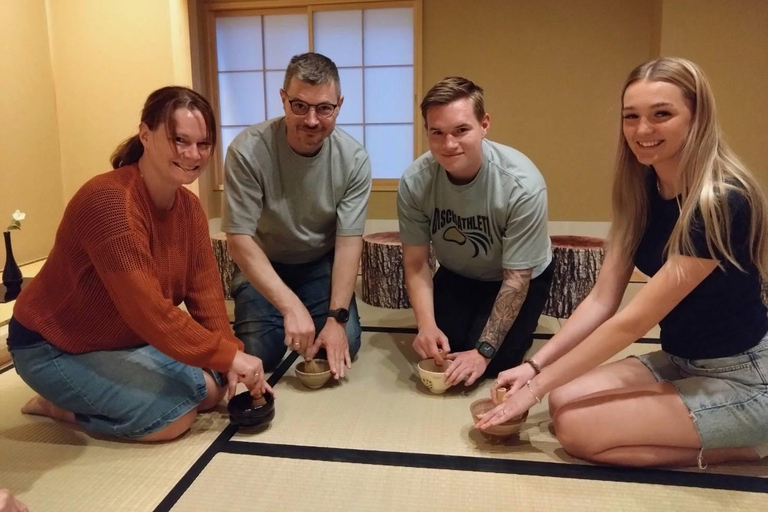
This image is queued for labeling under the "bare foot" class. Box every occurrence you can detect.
[21,395,76,424]
[0,488,29,512]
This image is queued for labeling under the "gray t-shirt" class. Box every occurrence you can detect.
[398,139,551,281]
[222,118,372,264]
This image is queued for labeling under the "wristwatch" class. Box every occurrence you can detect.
[328,308,350,323]
[475,340,497,359]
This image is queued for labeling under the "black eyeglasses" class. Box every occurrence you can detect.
[285,97,338,118]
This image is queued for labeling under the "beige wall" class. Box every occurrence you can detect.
[0,0,64,265]
[47,0,196,202]
[1,0,197,265]
[4,0,767,267]
[660,0,768,192]
[421,0,656,221]
[355,0,768,219]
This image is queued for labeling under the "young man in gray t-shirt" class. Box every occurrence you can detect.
[398,77,553,386]
[223,53,372,380]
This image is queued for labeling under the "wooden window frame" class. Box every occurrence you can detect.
[201,0,423,192]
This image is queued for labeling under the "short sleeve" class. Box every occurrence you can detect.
[397,178,431,246]
[222,144,263,236]
[502,188,550,269]
[688,190,752,265]
[336,153,372,236]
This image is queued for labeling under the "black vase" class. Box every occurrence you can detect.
[2,231,23,297]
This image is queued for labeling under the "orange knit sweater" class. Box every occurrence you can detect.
[13,165,243,373]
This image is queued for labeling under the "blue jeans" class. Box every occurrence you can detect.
[8,316,220,439]
[231,250,362,372]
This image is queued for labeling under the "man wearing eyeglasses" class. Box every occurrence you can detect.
[223,53,372,381]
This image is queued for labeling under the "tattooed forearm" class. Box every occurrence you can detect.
[479,268,532,350]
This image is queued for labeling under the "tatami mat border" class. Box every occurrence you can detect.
[5,325,759,511]
[153,350,299,512]
[153,332,766,511]
[361,325,417,334]
[153,424,239,512]
[222,441,768,494]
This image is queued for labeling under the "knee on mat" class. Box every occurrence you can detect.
[164,414,197,441]
[552,406,599,461]
[547,386,570,416]
[139,410,197,442]
[348,334,362,360]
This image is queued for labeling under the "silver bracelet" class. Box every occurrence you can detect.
[526,380,542,404]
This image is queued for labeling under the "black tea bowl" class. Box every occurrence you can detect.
[227,390,275,429]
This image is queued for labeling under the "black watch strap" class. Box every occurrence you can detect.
[328,308,350,323]
[475,341,497,359]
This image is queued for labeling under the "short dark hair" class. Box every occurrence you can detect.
[283,53,341,97]
[111,86,217,169]
[420,77,485,123]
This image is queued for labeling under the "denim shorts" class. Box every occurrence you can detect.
[633,332,768,451]
[10,339,222,439]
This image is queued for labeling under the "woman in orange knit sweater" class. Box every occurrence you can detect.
[7,86,270,441]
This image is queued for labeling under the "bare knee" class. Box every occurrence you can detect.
[548,387,568,417]
[137,409,197,442]
[198,371,225,412]
[552,404,598,461]
[548,382,581,417]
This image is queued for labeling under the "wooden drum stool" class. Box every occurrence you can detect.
[542,235,606,319]
[210,233,234,300]
[361,231,435,309]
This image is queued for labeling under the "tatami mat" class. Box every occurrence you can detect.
[1,271,762,512]
[170,453,766,512]
[233,333,646,463]
[232,332,768,480]
[0,369,230,512]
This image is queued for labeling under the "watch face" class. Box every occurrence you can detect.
[331,308,350,323]
[478,342,495,358]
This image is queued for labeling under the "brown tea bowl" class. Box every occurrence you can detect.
[469,398,528,439]
[295,359,332,389]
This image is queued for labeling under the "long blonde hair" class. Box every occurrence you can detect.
[609,57,768,280]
